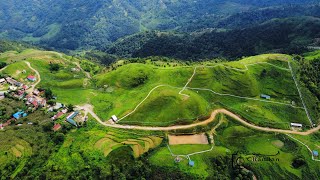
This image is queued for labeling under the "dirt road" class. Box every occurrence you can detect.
[77,104,320,135]
[25,61,41,93]
[0,66,7,72]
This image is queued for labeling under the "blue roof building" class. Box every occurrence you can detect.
[66,111,79,127]
[13,111,26,119]
[189,160,195,167]
[66,118,78,127]
[313,150,319,157]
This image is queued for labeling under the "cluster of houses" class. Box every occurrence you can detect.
[0,75,86,131]
[0,76,31,99]
[51,109,87,131]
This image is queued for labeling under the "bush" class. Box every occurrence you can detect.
[49,64,60,72]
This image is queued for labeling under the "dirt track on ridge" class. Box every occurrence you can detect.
[78,104,320,135]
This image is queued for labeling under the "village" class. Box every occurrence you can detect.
[0,74,88,131]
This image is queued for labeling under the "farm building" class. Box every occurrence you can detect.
[261,94,271,100]
[290,123,303,128]
[313,150,319,157]
[0,78,6,85]
[66,118,78,127]
[67,111,79,120]
[66,111,79,127]
[111,115,118,122]
[27,75,37,82]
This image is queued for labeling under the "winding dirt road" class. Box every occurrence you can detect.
[25,61,41,93]
[0,66,7,72]
[77,104,320,135]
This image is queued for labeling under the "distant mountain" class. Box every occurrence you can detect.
[106,17,320,60]
[0,0,318,51]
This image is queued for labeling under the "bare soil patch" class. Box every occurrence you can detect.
[169,133,208,145]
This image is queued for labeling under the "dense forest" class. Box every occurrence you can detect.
[107,17,320,60]
[0,0,319,51]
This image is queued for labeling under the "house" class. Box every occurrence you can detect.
[71,68,80,72]
[53,124,62,131]
[52,111,65,120]
[189,160,195,167]
[5,77,16,85]
[9,86,17,91]
[111,115,118,122]
[32,100,38,108]
[174,156,182,163]
[0,124,3,130]
[313,150,319,157]
[27,75,36,82]
[13,111,27,119]
[291,123,303,128]
[261,94,271,100]
[33,89,40,96]
[15,82,22,87]
[40,99,47,107]
[0,78,6,85]
[54,103,63,110]
[0,91,5,96]
[22,85,29,90]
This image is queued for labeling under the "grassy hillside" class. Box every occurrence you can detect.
[1,48,320,179]
[1,49,313,128]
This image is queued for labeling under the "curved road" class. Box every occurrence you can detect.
[78,104,320,135]
[0,66,7,72]
[25,61,41,93]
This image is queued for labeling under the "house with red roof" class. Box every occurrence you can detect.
[27,75,36,82]
[53,124,61,131]
[32,100,38,108]
[51,111,65,120]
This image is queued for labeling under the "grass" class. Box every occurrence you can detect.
[150,144,228,178]
[2,61,34,83]
[119,86,209,126]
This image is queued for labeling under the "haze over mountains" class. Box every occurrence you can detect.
[0,0,320,59]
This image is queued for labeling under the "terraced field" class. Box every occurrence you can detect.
[94,132,162,157]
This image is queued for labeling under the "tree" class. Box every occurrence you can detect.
[45,88,53,99]
[67,104,74,112]
[49,64,60,72]
[52,133,65,144]
[0,62,7,69]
